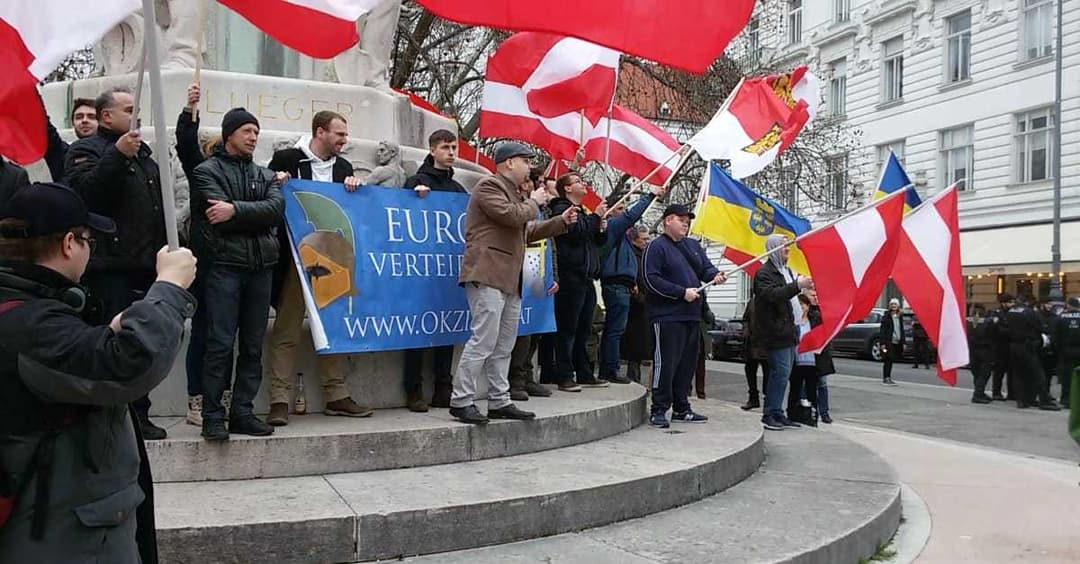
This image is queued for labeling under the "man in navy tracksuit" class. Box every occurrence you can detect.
[598,185,666,384]
[642,204,727,428]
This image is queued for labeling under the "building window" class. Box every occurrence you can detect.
[882,37,904,102]
[940,125,974,190]
[1022,0,1054,60]
[826,155,849,208]
[746,17,761,63]
[946,11,972,83]
[1016,108,1055,183]
[834,0,851,23]
[787,0,803,45]
[877,140,906,169]
[828,59,847,116]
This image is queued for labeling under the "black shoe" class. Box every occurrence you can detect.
[229,415,274,436]
[604,374,632,385]
[912,365,919,369]
[510,388,530,402]
[1038,402,1062,411]
[671,410,708,423]
[449,405,489,424]
[820,414,833,424]
[201,419,229,441]
[992,394,1006,401]
[577,377,610,388]
[557,380,583,392]
[761,415,785,431]
[649,413,670,428]
[525,381,553,397]
[488,404,536,420]
[139,418,167,440]
[1017,402,1031,409]
[971,395,992,404]
[740,398,760,411]
[778,415,802,428]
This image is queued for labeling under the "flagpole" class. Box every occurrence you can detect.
[600,144,690,217]
[130,48,147,132]
[141,0,180,251]
[695,187,912,291]
[192,0,208,121]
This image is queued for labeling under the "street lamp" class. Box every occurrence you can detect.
[1050,0,1064,303]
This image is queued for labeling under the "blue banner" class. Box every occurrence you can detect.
[281,180,556,354]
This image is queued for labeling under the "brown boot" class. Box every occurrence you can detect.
[407,389,429,413]
[325,397,374,418]
[268,402,290,426]
[430,384,452,408]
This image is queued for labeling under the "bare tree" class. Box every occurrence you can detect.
[43,47,96,83]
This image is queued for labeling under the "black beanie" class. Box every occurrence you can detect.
[221,107,259,140]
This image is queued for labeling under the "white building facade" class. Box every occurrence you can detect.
[737,0,1080,310]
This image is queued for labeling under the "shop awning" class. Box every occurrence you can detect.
[961,221,1080,275]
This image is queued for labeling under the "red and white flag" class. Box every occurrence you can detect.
[415,0,755,74]
[219,0,384,59]
[0,0,139,165]
[892,184,968,385]
[689,66,820,179]
[798,191,907,354]
[582,105,682,185]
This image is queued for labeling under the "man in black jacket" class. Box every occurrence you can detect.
[879,299,904,386]
[191,108,285,441]
[549,172,608,390]
[0,158,30,210]
[1054,297,1080,408]
[753,234,813,431]
[0,182,196,564]
[64,86,169,440]
[265,111,369,426]
[990,293,1014,400]
[968,304,994,404]
[401,130,467,411]
[1006,294,1060,410]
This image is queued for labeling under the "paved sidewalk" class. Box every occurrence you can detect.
[829,423,1080,563]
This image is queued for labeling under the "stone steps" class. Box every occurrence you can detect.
[404,417,902,564]
[154,404,765,563]
[148,384,646,481]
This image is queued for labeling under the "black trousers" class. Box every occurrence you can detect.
[787,364,819,423]
[992,345,1011,397]
[970,348,992,397]
[651,321,698,415]
[744,358,769,399]
[912,338,932,367]
[403,345,454,393]
[509,334,540,391]
[882,341,902,381]
[554,282,596,382]
[1009,343,1051,406]
[84,268,157,419]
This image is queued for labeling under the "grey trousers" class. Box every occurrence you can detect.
[451,283,521,410]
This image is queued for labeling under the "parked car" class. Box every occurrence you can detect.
[830,308,935,362]
[708,317,746,361]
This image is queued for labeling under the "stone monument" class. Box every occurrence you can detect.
[43,5,489,415]
[364,141,407,187]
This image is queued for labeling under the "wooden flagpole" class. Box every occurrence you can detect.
[129,48,147,132]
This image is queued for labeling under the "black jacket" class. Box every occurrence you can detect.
[548,197,605,285]
[175,109,204,182]
[65,127,166,272]
[190,146,284,270]
[0,260,194,564]
[43,116,69,183]
[0,159,30,211]
[809,306,836,376]
[989,307,1011,343]
[1054,310,1080,359]
[751,261,801,350]
[1007,304,1047,349]
[404,155,465,192]
[879,311,905,348]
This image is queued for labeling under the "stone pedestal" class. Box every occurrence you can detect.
[40,70,491,415]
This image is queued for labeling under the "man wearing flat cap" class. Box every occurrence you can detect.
[450,142,579,424]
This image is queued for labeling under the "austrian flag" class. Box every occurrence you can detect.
[219,0,384,58]
[798,191,907,354]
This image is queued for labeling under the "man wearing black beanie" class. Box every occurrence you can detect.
[190,107,285,440]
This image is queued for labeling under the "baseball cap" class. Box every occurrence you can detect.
[493,141,536,164]
[661,203,695,220]
[1,182,116,237]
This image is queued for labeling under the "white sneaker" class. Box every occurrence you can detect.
[186,395,203,426]
[222,390,233,417]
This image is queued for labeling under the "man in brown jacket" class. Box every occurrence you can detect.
[450,142,578,424]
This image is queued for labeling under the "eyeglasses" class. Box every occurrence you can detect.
[73,234,96,252]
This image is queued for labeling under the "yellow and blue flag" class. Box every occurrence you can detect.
[874,151,922,211]
[690,163,812,275]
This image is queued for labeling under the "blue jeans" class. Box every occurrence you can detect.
[201,266,273,422]
[599,284,631,378]
[765,346,797,418]
[817,375,830,417]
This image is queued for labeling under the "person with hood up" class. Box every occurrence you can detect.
[400,129,467,412]
[879,298,904,386]
[265,111,370,427]
[752,233,814,431]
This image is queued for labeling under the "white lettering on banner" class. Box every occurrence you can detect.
[519,307,532,325]
[385,207,467,244]
[342,309,474,339]
[366,252,463,278]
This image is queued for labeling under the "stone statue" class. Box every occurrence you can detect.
[853,14,873,73]
[365,141,406,187]
[95,0,202,76]
[912,0,935,52]
[332,0,402,89]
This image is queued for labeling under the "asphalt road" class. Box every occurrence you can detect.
[704,358,1079,462]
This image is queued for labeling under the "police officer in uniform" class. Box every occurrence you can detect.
[989,293,1014,401]
[968,304,994,404]
[1006,294,1061,410]
[1053,297,1080,408]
